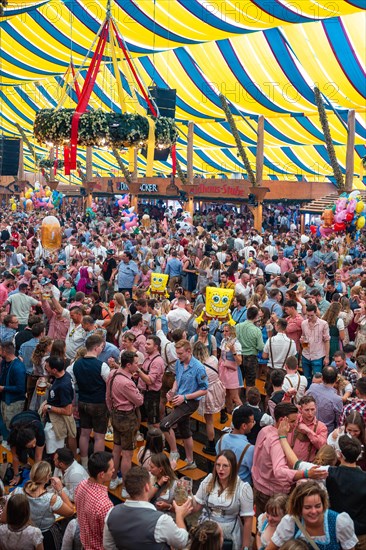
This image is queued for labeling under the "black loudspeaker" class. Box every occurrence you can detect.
[147,86,177,119]
[143,87,177,162]
[0,137,20,176]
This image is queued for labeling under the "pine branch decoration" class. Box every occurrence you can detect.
[112,148,132,186]
[219,94,256,185]
[176,158,187,185]
[314,87,344,190]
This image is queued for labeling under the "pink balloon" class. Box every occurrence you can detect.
[319,226,333,236]
[47,202,53,209]
[125,221,134,229]
[334,211,346,223]
[121,196,129,205]
[347,199,357,213]
[118,199,124,207]
[336,198,347,212]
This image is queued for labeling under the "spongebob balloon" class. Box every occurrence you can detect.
[146,273,170,300]
[196,287,235,326]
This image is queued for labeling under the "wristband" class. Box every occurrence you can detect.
[279,435,287,439]
[304,469,309,479]
[184,395,188,403]
[154,482,160,489]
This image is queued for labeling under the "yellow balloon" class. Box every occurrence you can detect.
[45,190,51,197]
[11,203,17,211]
[356,201,364,213]
[356,216,365,230]
[25,190,32,199]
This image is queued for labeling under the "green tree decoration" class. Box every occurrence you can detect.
[314,87,344,190]
[176,158,187,185]
[111,148,132,186]
[219,94,256,185]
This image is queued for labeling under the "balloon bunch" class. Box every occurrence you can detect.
[114,194,139,231]
[23,183,63,211]
[312,190,366,237]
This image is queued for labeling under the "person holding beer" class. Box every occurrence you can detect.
[301,304,330,387]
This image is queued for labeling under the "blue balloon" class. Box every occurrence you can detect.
[316,227,321,237]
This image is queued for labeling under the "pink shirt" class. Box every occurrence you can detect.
[301,318,330,360]
[42,300,70,340]
[106,369,143,411]
[286,314,304,353]
[278,257,293,273]
[130,327,147,357]
[137,353,165,392]
[289,416,328,462]
[252,426,297,496]
[0,283,8,307]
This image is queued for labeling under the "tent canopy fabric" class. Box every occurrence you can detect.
[0,0,365,185]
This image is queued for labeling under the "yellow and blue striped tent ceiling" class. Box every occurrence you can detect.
[0,0,365,185]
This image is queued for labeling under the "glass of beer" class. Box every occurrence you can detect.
[174,477,192,505]
[302,338,309,350]
[36,378,47,396]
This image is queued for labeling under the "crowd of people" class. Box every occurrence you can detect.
[0,199,365,550]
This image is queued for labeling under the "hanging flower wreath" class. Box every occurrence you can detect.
[34,109,178,149]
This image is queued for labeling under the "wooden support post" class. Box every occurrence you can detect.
[186,196,194,216]
[130,194,138,211]
[345,109,355,193]
[300,213,305,234]
[187,121,194,184]
[256,115,264,185]
[86,146,93,181]
[247,187,270,233]
[49,147,54,182]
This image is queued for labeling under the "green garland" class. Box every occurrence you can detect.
[112,148,132,186]
[34,109,178,149]
[314,87,344,190]
[38,159,81,169]
[219,94,256,186]
[176,158,187,185]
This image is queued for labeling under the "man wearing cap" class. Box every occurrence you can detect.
[100,249,117,302]
[4,284,41,331]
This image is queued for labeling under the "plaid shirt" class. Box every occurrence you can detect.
[339,399,366,425]
[75,479,113,550]
[342,365,359,389]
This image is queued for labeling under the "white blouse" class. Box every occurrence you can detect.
[195,474,254,520]
[272,511,358,549]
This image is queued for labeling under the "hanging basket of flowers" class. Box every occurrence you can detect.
[38,158,82,170]
[34,108,178,149]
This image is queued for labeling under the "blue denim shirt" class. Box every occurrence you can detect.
[0,326,17,344]
[164,258,182,278]
[117,260,139,289]
[175,356,208,399]
[19,337,39,375]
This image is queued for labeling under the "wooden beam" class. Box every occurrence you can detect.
[256,115,264,185]
[345,109,355,192]
[187,121,194,184]
[86,146,93,182]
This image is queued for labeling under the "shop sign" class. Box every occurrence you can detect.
[188,183,246,197]
[116,181,159,193]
